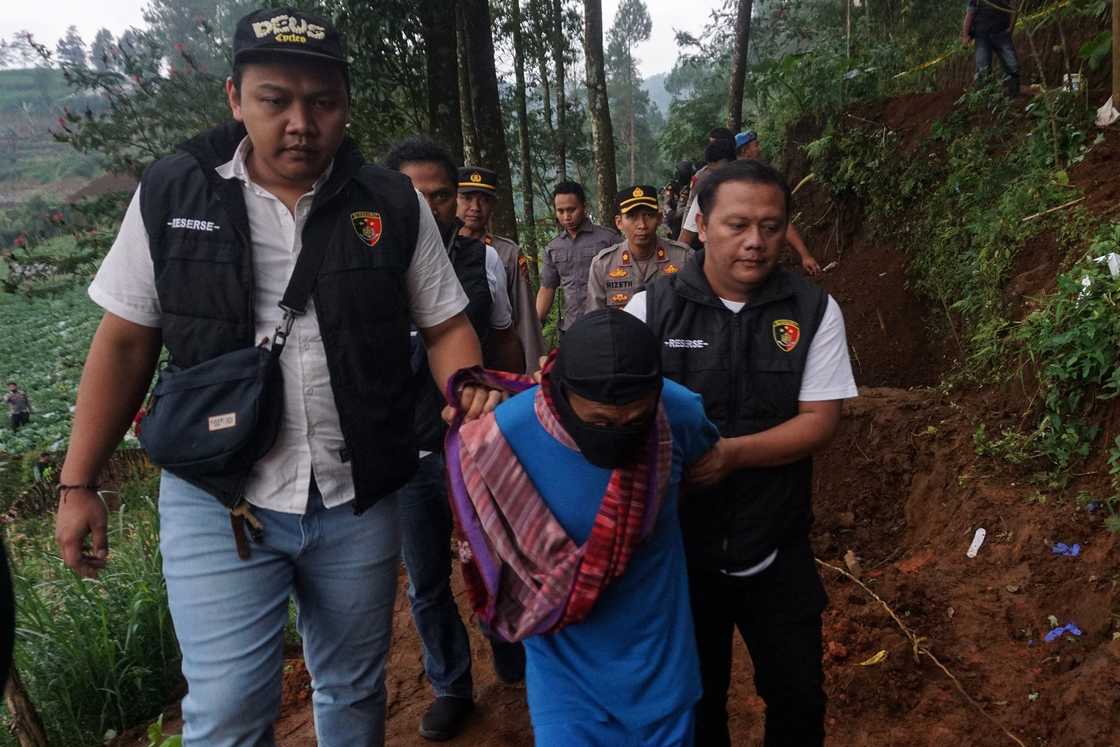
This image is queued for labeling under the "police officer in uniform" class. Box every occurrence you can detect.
[536,180,618,332]
[53,9,502,746]
[587,185,691,312]
[457,166,544,372]
[625,160,858,746]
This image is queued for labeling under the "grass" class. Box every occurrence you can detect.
[2,473,182,746]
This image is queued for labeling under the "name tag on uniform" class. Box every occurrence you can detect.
[208,413,238,431]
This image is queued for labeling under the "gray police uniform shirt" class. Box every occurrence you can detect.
[587,237,693,311]
[485,233,545,371]
[540,218,619,330]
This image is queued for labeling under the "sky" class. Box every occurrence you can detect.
[10,0,725,79]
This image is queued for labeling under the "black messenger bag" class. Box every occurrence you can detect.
[139,237,327,501]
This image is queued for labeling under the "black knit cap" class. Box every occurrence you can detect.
[554,309,662,405]
[233,7,346,66]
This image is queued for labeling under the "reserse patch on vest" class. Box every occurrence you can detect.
[773,319,801,352]
[351,211,383,247]
[609,292,630,305]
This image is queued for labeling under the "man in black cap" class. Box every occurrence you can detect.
[626,159,857,746]
[458,166,544,372]
[446,308,724,746]
[54,8,502,746]
[587,185,692,311]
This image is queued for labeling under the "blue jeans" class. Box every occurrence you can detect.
[397,453,474,699]
[159,472,400,747]
[974,28,1020,97]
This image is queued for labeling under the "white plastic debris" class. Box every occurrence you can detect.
[1093,252,1120,279]
[1096,96,1120,128]
[966,528,987,558]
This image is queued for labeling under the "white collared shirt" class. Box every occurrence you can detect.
[89,137,468,513]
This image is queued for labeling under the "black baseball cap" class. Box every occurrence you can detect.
[615,185,659,215]
[233,7,347,66]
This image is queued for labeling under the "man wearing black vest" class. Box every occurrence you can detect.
[383,136,521,740]
[625,159,857,746]
[53,9,501,746]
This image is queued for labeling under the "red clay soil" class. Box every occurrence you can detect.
[1071,128,1120,220]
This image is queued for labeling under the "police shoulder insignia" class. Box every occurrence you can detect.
[517,253,530,278]
[772,319,801,352]
[351,211,382,248]
[610,292,631,305]
[608,267,629,279]
[663,263,680,275]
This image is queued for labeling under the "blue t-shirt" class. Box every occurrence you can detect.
[494,378,720,729]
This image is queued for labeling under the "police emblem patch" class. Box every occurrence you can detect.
[610,292,631,305]
[608,267,629,279]
[632,187,645,198]
[663,263,680,275]
[773,319,801,352]
[351,211,383,247]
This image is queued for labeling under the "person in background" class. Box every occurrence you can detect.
[676,138,736,249]
[626,159,858,746]
[682,133,822,277]
[383,136,521,740]
[663,160,696,240]
[587,185,691,312]
[445,309,725,747]
[458,166,544,372]
[961,0,1020,98]
[5,382,30,431]
[536,180,618,335]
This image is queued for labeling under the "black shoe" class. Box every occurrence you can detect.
[489,637,526,684]
[419,696,474,741]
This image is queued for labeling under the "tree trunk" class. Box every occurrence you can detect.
[420,0,463,161]
[460,0,519,241]
[627,45,636,184]
[456,2,480,165]
[511,0,539,283]
[582,0,617,225]
[726,0,753,132]
[5,669,49,747]
[530,0,556,153]
[552,0,568,180]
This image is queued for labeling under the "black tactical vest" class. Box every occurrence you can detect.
[139,122,421,512]
[410,231,492,453]
[646,252,829,570]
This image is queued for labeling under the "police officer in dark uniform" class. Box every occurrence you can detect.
[626,160,857,746]
[587,185,691,312]
[54,9,501,745]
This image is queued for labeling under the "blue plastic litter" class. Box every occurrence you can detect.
[1043,623,1083,642]
[1051,542,1081,557]
[1086,500,1103,513]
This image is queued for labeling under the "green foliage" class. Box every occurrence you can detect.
[2,492,180,746]
[146,714,183,747]
[809,85,1095,376]
[1015,228,1120,471]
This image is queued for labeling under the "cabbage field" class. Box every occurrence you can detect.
[0,285,104,455]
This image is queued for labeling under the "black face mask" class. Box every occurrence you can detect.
[551,378,654,469]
